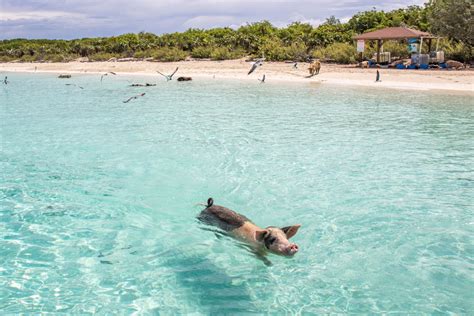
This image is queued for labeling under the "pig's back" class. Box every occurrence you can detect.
[198,205,251,232]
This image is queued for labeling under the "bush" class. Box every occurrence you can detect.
[152,47,187,61]
[284,42,309,61]
[259,40,288,61]
[209,47,242,60]
[260,41,309,61]
[89,52,118,61]
[312,42,357,63]
[0,55,15,62]
[191,46,213,59]
[440,40,472,63]
[133,50,148,59]
[42,54,70,62]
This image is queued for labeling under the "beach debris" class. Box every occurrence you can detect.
[3,76,8,84]
[198,198,301,265]
[307,60,321,77]
[75,57,89,63]
[445,60,465,70]
[258,74,266,83]
[177,76,192,81]
[376,70,381,82]
[248,58,264,75]
[65,83,84,89]
[58,74,71,78]
[117,57,137,62]
[100,71,117,82]
[129,83,156,87]
[157,67,179,81]
[123,93,146,103]
[389,59,408,68]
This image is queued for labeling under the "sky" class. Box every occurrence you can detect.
[0,0,426,40]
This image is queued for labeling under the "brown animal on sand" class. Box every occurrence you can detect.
[308,60,321,76]
[445,60,465,70]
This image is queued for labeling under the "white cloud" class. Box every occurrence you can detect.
[0,10,85,21]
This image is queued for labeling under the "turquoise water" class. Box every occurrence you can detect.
[1,73,473,314]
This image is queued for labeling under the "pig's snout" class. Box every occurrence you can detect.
[286,243,299,256]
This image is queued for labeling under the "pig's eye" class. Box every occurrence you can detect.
[268,237,276,244]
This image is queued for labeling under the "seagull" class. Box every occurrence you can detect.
[100,71,117,82]
[65,83,84,89]
[157,67,179,81]
[3,76,9,84]
[258,74,266,83]
[123,93,146,103]
[248,58,264,75]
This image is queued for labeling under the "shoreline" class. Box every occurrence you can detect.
[1,60,473,94]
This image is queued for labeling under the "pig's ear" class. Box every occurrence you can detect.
[255,230,268,242]
[281,224,301,239]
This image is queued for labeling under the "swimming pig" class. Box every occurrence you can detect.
[198,198,301,260]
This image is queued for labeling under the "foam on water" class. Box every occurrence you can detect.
[1,73,473,313]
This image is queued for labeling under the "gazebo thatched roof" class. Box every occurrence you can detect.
[353,27,435,40]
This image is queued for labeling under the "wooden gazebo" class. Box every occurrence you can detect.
[353,27,438,63]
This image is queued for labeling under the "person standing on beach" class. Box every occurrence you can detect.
[3,76,8,84]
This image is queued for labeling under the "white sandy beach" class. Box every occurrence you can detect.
[1,60,473,94]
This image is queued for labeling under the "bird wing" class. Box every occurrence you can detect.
[248,63,258,75]
[109,71,117,75]
[170,67,179,77]
[123,97,133,103]
[156,71,167,78]
[262,74,265,81]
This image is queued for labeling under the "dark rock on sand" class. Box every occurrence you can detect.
[177,76,192,81]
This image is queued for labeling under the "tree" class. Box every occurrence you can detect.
[325,16,341,26]
[428,0,473,45]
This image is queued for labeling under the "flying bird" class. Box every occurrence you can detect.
[157,67,179,81]
[65,83,84,89]
[248,58,264,75]
[100,71,117,82]
[123,93,146,103]
[258,74,266,83]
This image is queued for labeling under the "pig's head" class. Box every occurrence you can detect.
[255,225,301,257]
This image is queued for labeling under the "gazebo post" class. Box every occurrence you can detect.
[376,39,381,63]
[428,38,432,52]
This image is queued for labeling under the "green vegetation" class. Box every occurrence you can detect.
[0,3,471,63]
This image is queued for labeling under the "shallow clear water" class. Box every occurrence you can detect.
[1,73,473,314]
